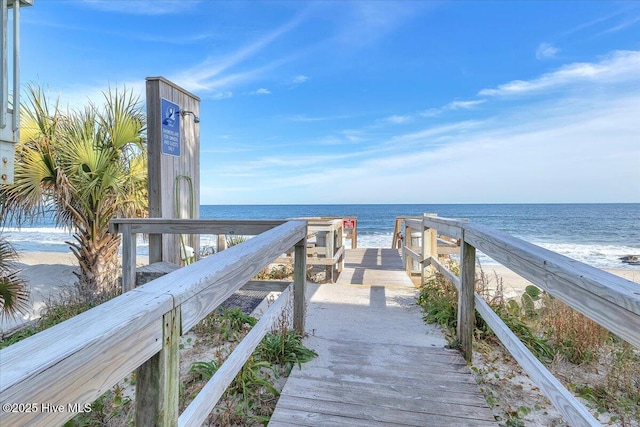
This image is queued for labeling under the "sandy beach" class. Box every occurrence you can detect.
[478,264,640,300]
[2,250,639,335]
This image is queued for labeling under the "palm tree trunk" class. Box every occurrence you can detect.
[69,231,121,300]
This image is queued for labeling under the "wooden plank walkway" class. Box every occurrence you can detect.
[269,248,497,426]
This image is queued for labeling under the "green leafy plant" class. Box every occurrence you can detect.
[189,360,220,381]
[257,330,318,373]
[218,308,257,341]
[521,285,542,318]
[0,236,29,319]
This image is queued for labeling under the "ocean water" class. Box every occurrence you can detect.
[2,204,639,270]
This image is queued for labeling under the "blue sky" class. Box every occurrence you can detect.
[17,1,640,204]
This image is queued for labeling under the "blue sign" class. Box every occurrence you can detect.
[161,98,181,157]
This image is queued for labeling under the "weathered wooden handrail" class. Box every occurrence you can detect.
[110,218,292,291]
[110,218,288,235]
[403,214,640,427]
[0,220,307,426]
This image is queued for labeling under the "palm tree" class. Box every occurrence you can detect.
[1,85,147,298]
[0,235,29,318]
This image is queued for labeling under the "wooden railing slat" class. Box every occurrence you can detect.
[179,285,293,427]
[426,257,461,291]
[475,295,600,426]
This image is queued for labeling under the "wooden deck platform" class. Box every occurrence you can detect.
[269,248,496,426]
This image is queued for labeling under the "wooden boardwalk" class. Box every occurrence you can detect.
[269,248,496,426]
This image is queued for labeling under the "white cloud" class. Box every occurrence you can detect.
[536,42,560,60]
[212,91,233,100]
[291,75,309,85]
[419,100,485,117]
[173,12,306,92]
[479,50,640,96]
[341,129,366,143]
[334,2,432,48]
[419,108,440,118]
[385,115,411,124]
[251,88,271,95]
[390,121,484,146]
[445,100,485,110]
[596,14,640,37]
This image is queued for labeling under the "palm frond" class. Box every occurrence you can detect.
[0,237,29,318]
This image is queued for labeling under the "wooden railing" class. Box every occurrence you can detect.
[198,217,349,283]
[0,219,307,427]
[397,215,460,284]
[399,214,640,427]
[304,217,345,282]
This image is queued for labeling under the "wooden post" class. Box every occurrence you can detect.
[121,224,137,292]
[293,237,307,334]
[422,214,438,285]
[135,307,181,427]
[149,233,162,264]
[325,223,335,282]
[458,232,476,362]
[404,222,411,274]
[216,234,227,252]
[351,220,357,249]
[336,221,344,275]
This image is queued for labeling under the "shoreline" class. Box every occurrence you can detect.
[2,250,638,334]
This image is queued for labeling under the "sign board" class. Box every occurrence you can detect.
[343,218,356,230]
[161,98,181,157]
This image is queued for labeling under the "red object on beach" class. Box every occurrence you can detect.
[343,218,356,230]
